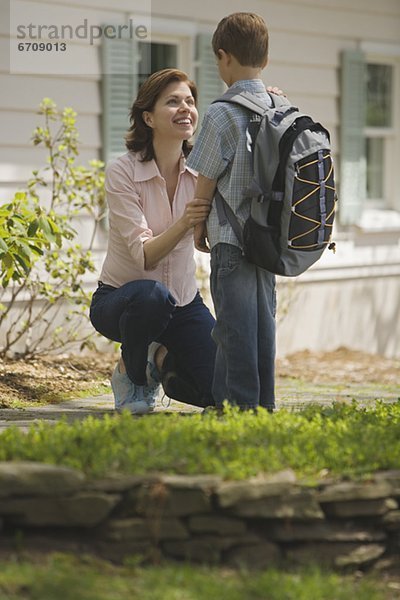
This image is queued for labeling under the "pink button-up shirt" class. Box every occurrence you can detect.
[99,151,198,307]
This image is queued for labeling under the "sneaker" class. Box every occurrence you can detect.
[146,342,162,385]
[144,342,162,411]
[143,382,159,411]
[111,363,151,415]
[202,406,224,417]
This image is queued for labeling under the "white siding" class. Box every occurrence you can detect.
[277,274,400,359]
[0,73,100,114]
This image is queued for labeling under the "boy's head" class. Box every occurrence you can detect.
[212,12,269,68]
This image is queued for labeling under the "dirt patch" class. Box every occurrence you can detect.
[0,348,398,408]
[0,353,117,407]
[277,347,400,385]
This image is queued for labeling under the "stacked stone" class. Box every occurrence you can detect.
[0,462,399,573]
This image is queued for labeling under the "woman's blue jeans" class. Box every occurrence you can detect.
[89,280,216,407]
[210,244,276,410]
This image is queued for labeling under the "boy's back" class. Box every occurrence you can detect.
[187,13,276,411]
[188,79,272,251]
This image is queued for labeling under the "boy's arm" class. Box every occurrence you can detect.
[193,174,217,253]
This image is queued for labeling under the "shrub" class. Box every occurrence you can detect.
[0,401,399,480]
[0,99,105,357]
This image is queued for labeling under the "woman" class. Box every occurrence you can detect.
[90,69,216,415]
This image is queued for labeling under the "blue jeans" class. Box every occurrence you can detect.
[210,244,276,410]
[89,280,216,407]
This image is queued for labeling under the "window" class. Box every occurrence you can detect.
[138,42,178,86]
[365,63,395,207]
[340,49,400,226]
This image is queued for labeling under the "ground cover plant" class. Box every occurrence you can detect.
[0,401,399,480]
[0,553,393,600]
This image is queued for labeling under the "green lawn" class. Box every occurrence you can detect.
[0,554,391,600]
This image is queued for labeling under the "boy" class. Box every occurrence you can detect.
[187,12,276,411]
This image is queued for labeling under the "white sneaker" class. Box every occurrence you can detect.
[111,363,151,415]
[146,342,162,385]
[144,342,162,410]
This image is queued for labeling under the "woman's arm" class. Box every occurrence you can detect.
[143,198,211,270]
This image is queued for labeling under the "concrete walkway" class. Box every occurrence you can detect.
[0,380,398,431]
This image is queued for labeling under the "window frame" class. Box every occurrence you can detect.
[359,42,400,228]
[134,16,197,77]
[364,57,398,211]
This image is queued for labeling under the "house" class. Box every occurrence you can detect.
[1,0,399,358]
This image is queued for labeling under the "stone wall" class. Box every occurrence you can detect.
[0,462,399,573]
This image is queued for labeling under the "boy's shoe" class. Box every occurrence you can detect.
[111,363,151,415]
[202,406,224,417]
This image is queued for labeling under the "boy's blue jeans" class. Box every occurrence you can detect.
[89,280,216,408]
[210,243,276,410]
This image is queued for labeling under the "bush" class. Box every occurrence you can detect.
[0,99,105,357]
[0,401,399,480]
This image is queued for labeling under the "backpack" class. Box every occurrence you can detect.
[213,90,337,277]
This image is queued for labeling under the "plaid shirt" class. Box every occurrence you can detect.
[187,79,272,249]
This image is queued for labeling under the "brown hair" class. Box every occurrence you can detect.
[212,13,269,68]
[125,68,198,161]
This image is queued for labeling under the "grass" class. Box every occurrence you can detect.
[0,553,391,600]
[0,384,112,410]
[0,401,399,480]
[43,383,111,404]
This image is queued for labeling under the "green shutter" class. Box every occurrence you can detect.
[101,33,138,162]
[339,49,366,225]
[196,34,224,124]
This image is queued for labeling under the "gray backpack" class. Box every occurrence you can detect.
[213,90,337,276]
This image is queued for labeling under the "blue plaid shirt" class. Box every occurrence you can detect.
[187,79,272,249]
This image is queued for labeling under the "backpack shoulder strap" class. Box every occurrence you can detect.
[268,93,291,109]
[214,190,243,245]
[213,89,269,115]
[213,89,291,113]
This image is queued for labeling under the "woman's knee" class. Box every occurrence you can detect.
[117,280,176,341]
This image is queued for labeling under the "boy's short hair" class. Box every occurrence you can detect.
[212,12,269,68]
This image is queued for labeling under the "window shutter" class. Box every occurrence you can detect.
[195,34,224,124]
[101,34,138,162]
[339,49,366,225]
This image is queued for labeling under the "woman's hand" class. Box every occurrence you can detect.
[143,198,211,270]
[181,198,211,229]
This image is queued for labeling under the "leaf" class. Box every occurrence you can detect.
[2,252,14,269]
[38,216,52,236]
[14,253,31,273]
[14,191,27,202]
[0,238,8,253]
[29,245,44,256]
[27,219,39,237]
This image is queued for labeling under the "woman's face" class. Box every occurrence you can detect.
[143,80,198,142]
